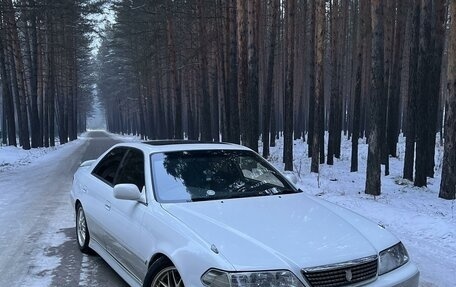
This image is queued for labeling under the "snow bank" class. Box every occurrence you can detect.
[0,139,83,173]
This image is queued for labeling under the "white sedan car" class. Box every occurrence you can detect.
[71,141,419,287]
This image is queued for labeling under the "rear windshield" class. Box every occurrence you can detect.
[151,150,298,203]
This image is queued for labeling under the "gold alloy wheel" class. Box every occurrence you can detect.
[151,266,184,287]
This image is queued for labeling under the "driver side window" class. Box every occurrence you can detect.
[92,147,127,186]
[115,149,145,192]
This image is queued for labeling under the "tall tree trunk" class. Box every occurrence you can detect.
[425,0,446,178]
[270,73,277,147]
[246,0,259,151]
[48,21,55,147]
[28,1,41,147]
[439,0,456,200]
[167,15,182,139]
[308,0,316,158]
[1,97,6,145]
[414,0,432,187]
[4,0,30,149]
[387,0,406,158]
[197,0,211,141]
[360,0,372,140]
[311,0,324,173]
[262,0,279,158]
[403,0,420,181]
[365,0,384,196]
[0,23,16,146]
[351,0,364,172]
[211,56,220,140]
[284,0,295,171]
[237,0,248,144]
[328,0,339,166]
[228,0,240,144]
[335,0,348,159]
[381,0,394,170]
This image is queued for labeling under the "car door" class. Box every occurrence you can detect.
[105,148,149,282]
[84,147,127,249]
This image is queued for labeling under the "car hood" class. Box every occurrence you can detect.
[161,193,398,271]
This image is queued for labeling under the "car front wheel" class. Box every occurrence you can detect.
[76,204,91,253]
[144,257,184,287]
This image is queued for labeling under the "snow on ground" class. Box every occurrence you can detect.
[21,203,75,287]
[0,135,87,287]
[107,132,141,142]
[0,130,137,172]
[0,144,62,172]
[0,137,85,172]
[265,135,455,287]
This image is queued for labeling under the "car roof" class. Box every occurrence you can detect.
[143,140,226,146]
[111,140,252,154]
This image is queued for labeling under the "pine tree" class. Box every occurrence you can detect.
[262,0,279,158]
[283,0,295,171]
[311,0,324,173]
[439,0,456,200]
[365,0,384,196]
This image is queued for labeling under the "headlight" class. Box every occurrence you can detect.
[201,269,304,287]
[378,242,409,275]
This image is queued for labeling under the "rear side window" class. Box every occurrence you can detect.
[92,147,127,186]
[116,149,145,191]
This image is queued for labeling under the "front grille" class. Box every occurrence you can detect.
[302,255,378,287]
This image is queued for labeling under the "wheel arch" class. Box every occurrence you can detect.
[75,199,82,211]
[148,253,173,269]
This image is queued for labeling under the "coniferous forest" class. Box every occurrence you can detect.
[0,0,455,200]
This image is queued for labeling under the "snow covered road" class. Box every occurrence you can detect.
[0,131,127,286]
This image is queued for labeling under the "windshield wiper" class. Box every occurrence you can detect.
[190,197,215,202]
[243,182,276,193]
[190,188,301,202]
[273,188,301,195]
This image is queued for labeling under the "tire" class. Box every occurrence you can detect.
[76,204,92,254]
[143,257,184,287]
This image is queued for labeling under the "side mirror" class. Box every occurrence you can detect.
[113,184,141,201]
[285,173,298,185]
[80,159,96,167]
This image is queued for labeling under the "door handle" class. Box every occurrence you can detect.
[105,201,111,211]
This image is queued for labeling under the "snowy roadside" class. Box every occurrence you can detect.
[105,131,142,142]
[0,141,79,173]
[0,134,88,286]
[0,130,138,173]
[0,131,126,287]
[0,136,88,173]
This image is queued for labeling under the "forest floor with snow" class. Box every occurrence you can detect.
[0,141,75,173]
[0,131,454,286]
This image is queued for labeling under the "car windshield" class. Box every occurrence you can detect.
[151,150,299,203]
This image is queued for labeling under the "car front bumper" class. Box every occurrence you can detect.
[365,261,419,287]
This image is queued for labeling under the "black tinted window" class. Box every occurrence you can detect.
[92,147,127,185]
[151,150,298,203]
[116,149,145,191]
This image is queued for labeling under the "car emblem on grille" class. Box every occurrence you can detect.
[345,269,353,281]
